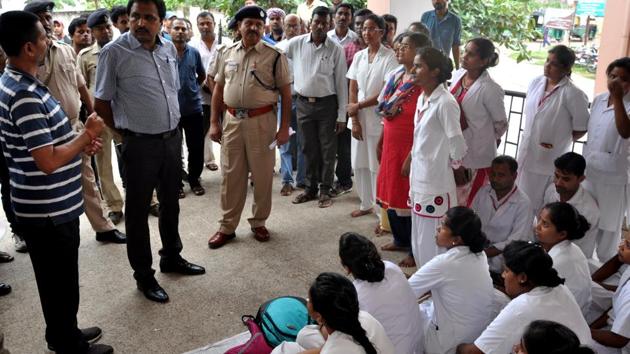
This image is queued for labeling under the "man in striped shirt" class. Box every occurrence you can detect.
[0,11,113,354]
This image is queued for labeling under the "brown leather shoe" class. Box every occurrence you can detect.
[251,226,270,242]
[208,231,236,249]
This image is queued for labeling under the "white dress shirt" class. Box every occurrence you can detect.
[321,311,395,354]
[296,0,328,24]
[548,239,592,316]
[327,28,359,46]
[474,285,593,354]
[449,69,508,169]
[471,184,534,272]
[411,84,467,195]
[517,75,590,176]
[611,268,630,354]
[408,246,494,353]
[354,261,424,354]
[190,36,231,105]
[284,33,349,122]
[584,92,630,186]
[543,184,600,257]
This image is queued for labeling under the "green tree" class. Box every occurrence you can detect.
[450,0,538,62]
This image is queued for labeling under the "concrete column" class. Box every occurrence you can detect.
[595,0,630,93]
[367,0,432,37]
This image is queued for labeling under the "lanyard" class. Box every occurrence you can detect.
[491,186,518,211]
[538,85,560,108]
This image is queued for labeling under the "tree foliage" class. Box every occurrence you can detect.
[450,0,538,62]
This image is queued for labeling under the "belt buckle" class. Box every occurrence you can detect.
[308,97,316,103]
[235,108,249,119]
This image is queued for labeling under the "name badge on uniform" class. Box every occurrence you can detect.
[226,60,239,72]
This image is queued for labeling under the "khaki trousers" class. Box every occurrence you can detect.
[94,127,123,212]
[73,121,115,233]
[218,111,276,234]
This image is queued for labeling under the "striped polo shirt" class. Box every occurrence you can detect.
[0,66,83,225]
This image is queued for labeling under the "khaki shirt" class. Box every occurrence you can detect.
[77,42,100,93]
[37,40,85,123]
[214,40,290,109]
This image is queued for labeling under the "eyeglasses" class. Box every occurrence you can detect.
[397,43,413,51]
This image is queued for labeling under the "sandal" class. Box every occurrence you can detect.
[205,162,219,171]
[178,189,186,199]
[292,192,318,204]
[318,194,333,208]
[351,208,373,218]
[191,185,205,196]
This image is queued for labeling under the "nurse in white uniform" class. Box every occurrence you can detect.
[408,207,494,354]
[590,238,630,354]
[535,202,592,316]
[583,57,630,262]
[407,47,467,267]
[543,152,600,260]
[457,241,592,354]
[448,38,508,207]
[514,320,596,354]
[347,14,398,218]
[516,45,589,214]
[339,233,424,354]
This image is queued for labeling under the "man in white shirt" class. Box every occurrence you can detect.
[543,152,600,260]
[327,2,360,194]
[471,156,533,275]
[190,11,231,172]
[285,6,348,208]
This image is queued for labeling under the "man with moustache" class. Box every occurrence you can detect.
[208,6,291,248]
[420,0,462,68]
[78,9,126,225]
[286,6,348,208]
[94,0,205,303]
[68,17,92,54]
[111,5,130,34]
[0,10,113,353]
[25,0,127,247]
[471,155,533,276]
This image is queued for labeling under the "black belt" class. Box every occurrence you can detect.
[296,94,335,103]
[122,128,178,139]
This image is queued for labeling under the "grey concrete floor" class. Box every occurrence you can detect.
[0,164,410,354]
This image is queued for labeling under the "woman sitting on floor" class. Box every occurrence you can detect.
[513,320,595,354]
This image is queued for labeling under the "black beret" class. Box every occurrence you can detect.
[24,0,54,14]
[87,9,110,28]
[233,5,266,23]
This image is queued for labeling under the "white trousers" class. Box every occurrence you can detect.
[355,168,377,212]
[411,214,443,268]
[516,170,553,215]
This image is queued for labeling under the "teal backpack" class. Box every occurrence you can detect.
[255,296,315,347]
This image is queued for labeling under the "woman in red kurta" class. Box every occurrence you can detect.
[376,32,430,267]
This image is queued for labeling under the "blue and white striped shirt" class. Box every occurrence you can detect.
[0,66,83,225]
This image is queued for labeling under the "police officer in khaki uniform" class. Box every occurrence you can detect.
[77,9,126,225]
[208,6,292,249]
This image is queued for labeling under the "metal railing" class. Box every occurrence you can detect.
[498,90,587,159]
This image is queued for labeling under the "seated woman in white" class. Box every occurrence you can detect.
[456,241,592,354]
[513,320,595,354]
[408,207,494,354]
[590,238,630,354]
[535,202,592,316]
[339,232,424,354]
[272,272,395,354]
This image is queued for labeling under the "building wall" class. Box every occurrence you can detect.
[367,0,432,37]
[595,0,630,94]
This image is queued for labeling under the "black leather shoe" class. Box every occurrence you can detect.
[96,229,127,244]
[48,327,103,350]
[0,251,13,263]
[160,258,205,275]
[137,281,169,303]
[0,283,11,296]
[86,343,114,354]
[149,204,160,217]
[108,211,123,225]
